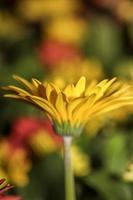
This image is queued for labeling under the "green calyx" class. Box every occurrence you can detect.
[53,121,84,137]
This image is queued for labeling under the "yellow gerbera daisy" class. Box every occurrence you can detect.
[3,75,133,137]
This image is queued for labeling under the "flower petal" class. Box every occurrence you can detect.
[3,85,31,96]
[55,93,67,122]
[13,75,35,91]
[30,96,61,123]
[74,76,86,97]
[63,84,74,98]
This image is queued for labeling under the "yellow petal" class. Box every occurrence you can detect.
[75,94,98,124]
[50,83,60,94]
[46,84,54,100]
[74,76,86,97]
[105,81,123,96]
[90,86,103,100]
[30,96,61,123]
[90,98,133,117]
[4,94,27,100]
[13,75,34,91]
[63,84,74,98]
[55,93,67,122]
[93,100,133,116]
[46,84,59,105]
[97,79,108,87]
[85,80,97,96]
[112,84,130,97]
[97,78,116,94]
[67,97,85,121]
[103,77,117,90]
[32,78,41,87]
[72,97,94,125]
[38,84,46,98]
[3,85,30,96]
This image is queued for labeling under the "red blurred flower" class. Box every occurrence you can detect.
[0,196,21,200]
[38,40,80,66]
[9,117,63,149]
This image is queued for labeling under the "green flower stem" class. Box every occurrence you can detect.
[63,136,76,200]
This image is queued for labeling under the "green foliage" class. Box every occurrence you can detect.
[103,133,129,175]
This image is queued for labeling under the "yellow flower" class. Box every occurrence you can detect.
[3,75,133,137]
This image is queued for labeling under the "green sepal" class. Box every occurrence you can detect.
[53,121,84,137]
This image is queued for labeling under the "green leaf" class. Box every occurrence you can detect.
[103,133,129,175]
[85,171,132,200]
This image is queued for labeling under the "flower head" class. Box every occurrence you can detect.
[3,75,133,137]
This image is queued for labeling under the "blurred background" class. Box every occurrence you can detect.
[0,0,133,200]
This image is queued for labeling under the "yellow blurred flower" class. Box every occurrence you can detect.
[85,115,107,136]
[111,62,133,121]
[30,130,61,155]
[0,12,25,38]
[47,58,104,87]
[109,106,133,122]
[45,16,87,44]
[123,161,133,182]
[3,75,133,137]
[0,140,31,187]
[71,145,90,176]
[8,149,31,187]
[18,0,80,21]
